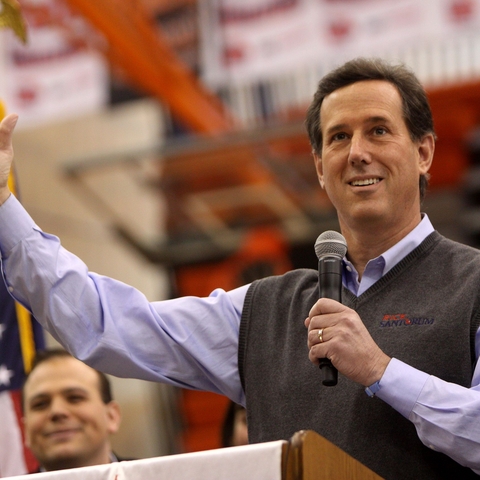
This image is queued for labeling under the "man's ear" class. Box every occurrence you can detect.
[105,401,121,435]
[417,133,435,175]
[313,152,325,189]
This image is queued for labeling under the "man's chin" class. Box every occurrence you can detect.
[42,447,84,470]
[44,459,84,471]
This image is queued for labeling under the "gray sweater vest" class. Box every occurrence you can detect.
[239,232,480,479]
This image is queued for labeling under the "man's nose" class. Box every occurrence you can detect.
[347,134,371,165]
[48,398,70,420]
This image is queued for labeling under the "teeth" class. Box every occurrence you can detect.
[351,178,379,186]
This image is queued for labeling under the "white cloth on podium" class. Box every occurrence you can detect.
[3,440,286,480]
[3,462,121,479]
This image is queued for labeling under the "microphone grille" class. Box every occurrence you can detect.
[314,230,347,259]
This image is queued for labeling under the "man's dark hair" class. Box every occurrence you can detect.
[305,57,436,200]
[25,348,113,404]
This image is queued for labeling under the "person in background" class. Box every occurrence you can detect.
[22,349,124,472]
[1,57,480,479]
[221,401,248,447]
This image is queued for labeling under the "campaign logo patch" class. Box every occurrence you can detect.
[380,313,434,328]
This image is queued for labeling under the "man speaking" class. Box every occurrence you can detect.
[0,58,479,479]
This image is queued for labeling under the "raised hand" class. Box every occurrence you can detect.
[0,113,19,205]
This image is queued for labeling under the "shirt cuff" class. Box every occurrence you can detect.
[365,380,381,397]
[374,357,430,419]
[0,193,38,257]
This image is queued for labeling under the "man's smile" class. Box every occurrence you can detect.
[349,177,382,187]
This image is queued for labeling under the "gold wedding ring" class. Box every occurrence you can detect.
[318,328,324,343]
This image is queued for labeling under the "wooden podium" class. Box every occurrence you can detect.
[283,430,383,480]
[4,430,382,479]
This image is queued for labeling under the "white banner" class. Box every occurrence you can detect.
[0,0,109,129]
[200,0,480,87]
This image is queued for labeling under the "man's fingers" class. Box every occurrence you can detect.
[0,114,19,145]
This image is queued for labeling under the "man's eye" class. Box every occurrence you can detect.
[68,395,86,403]
[30,401,48,410]
[332,132,347,141]
[374,127,387,135]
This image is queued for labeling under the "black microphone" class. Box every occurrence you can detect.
[314,230,348,386]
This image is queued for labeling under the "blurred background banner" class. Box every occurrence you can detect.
[199,0,320,85]
[200,0,480,87]
[0,0,109,130]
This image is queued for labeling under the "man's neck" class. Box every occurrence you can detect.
[341,215,422,280]
[42,451,115,472]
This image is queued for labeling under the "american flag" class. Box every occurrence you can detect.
[0,5,46,474]
[0,168,45,477]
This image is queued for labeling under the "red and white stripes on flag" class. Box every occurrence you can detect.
[0,391,32,476]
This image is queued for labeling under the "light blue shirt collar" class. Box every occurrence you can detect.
[343,214,434,296]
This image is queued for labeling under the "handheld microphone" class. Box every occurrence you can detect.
[314,230,348,386]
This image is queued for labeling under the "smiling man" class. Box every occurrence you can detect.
[22,349,122,472]
[313,80,433,254]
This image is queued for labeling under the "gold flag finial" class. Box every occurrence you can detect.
[0,0,27,44]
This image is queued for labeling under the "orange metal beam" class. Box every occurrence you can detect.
[64,0,234,134]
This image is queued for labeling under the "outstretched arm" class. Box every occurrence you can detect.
[0,113,19,205]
